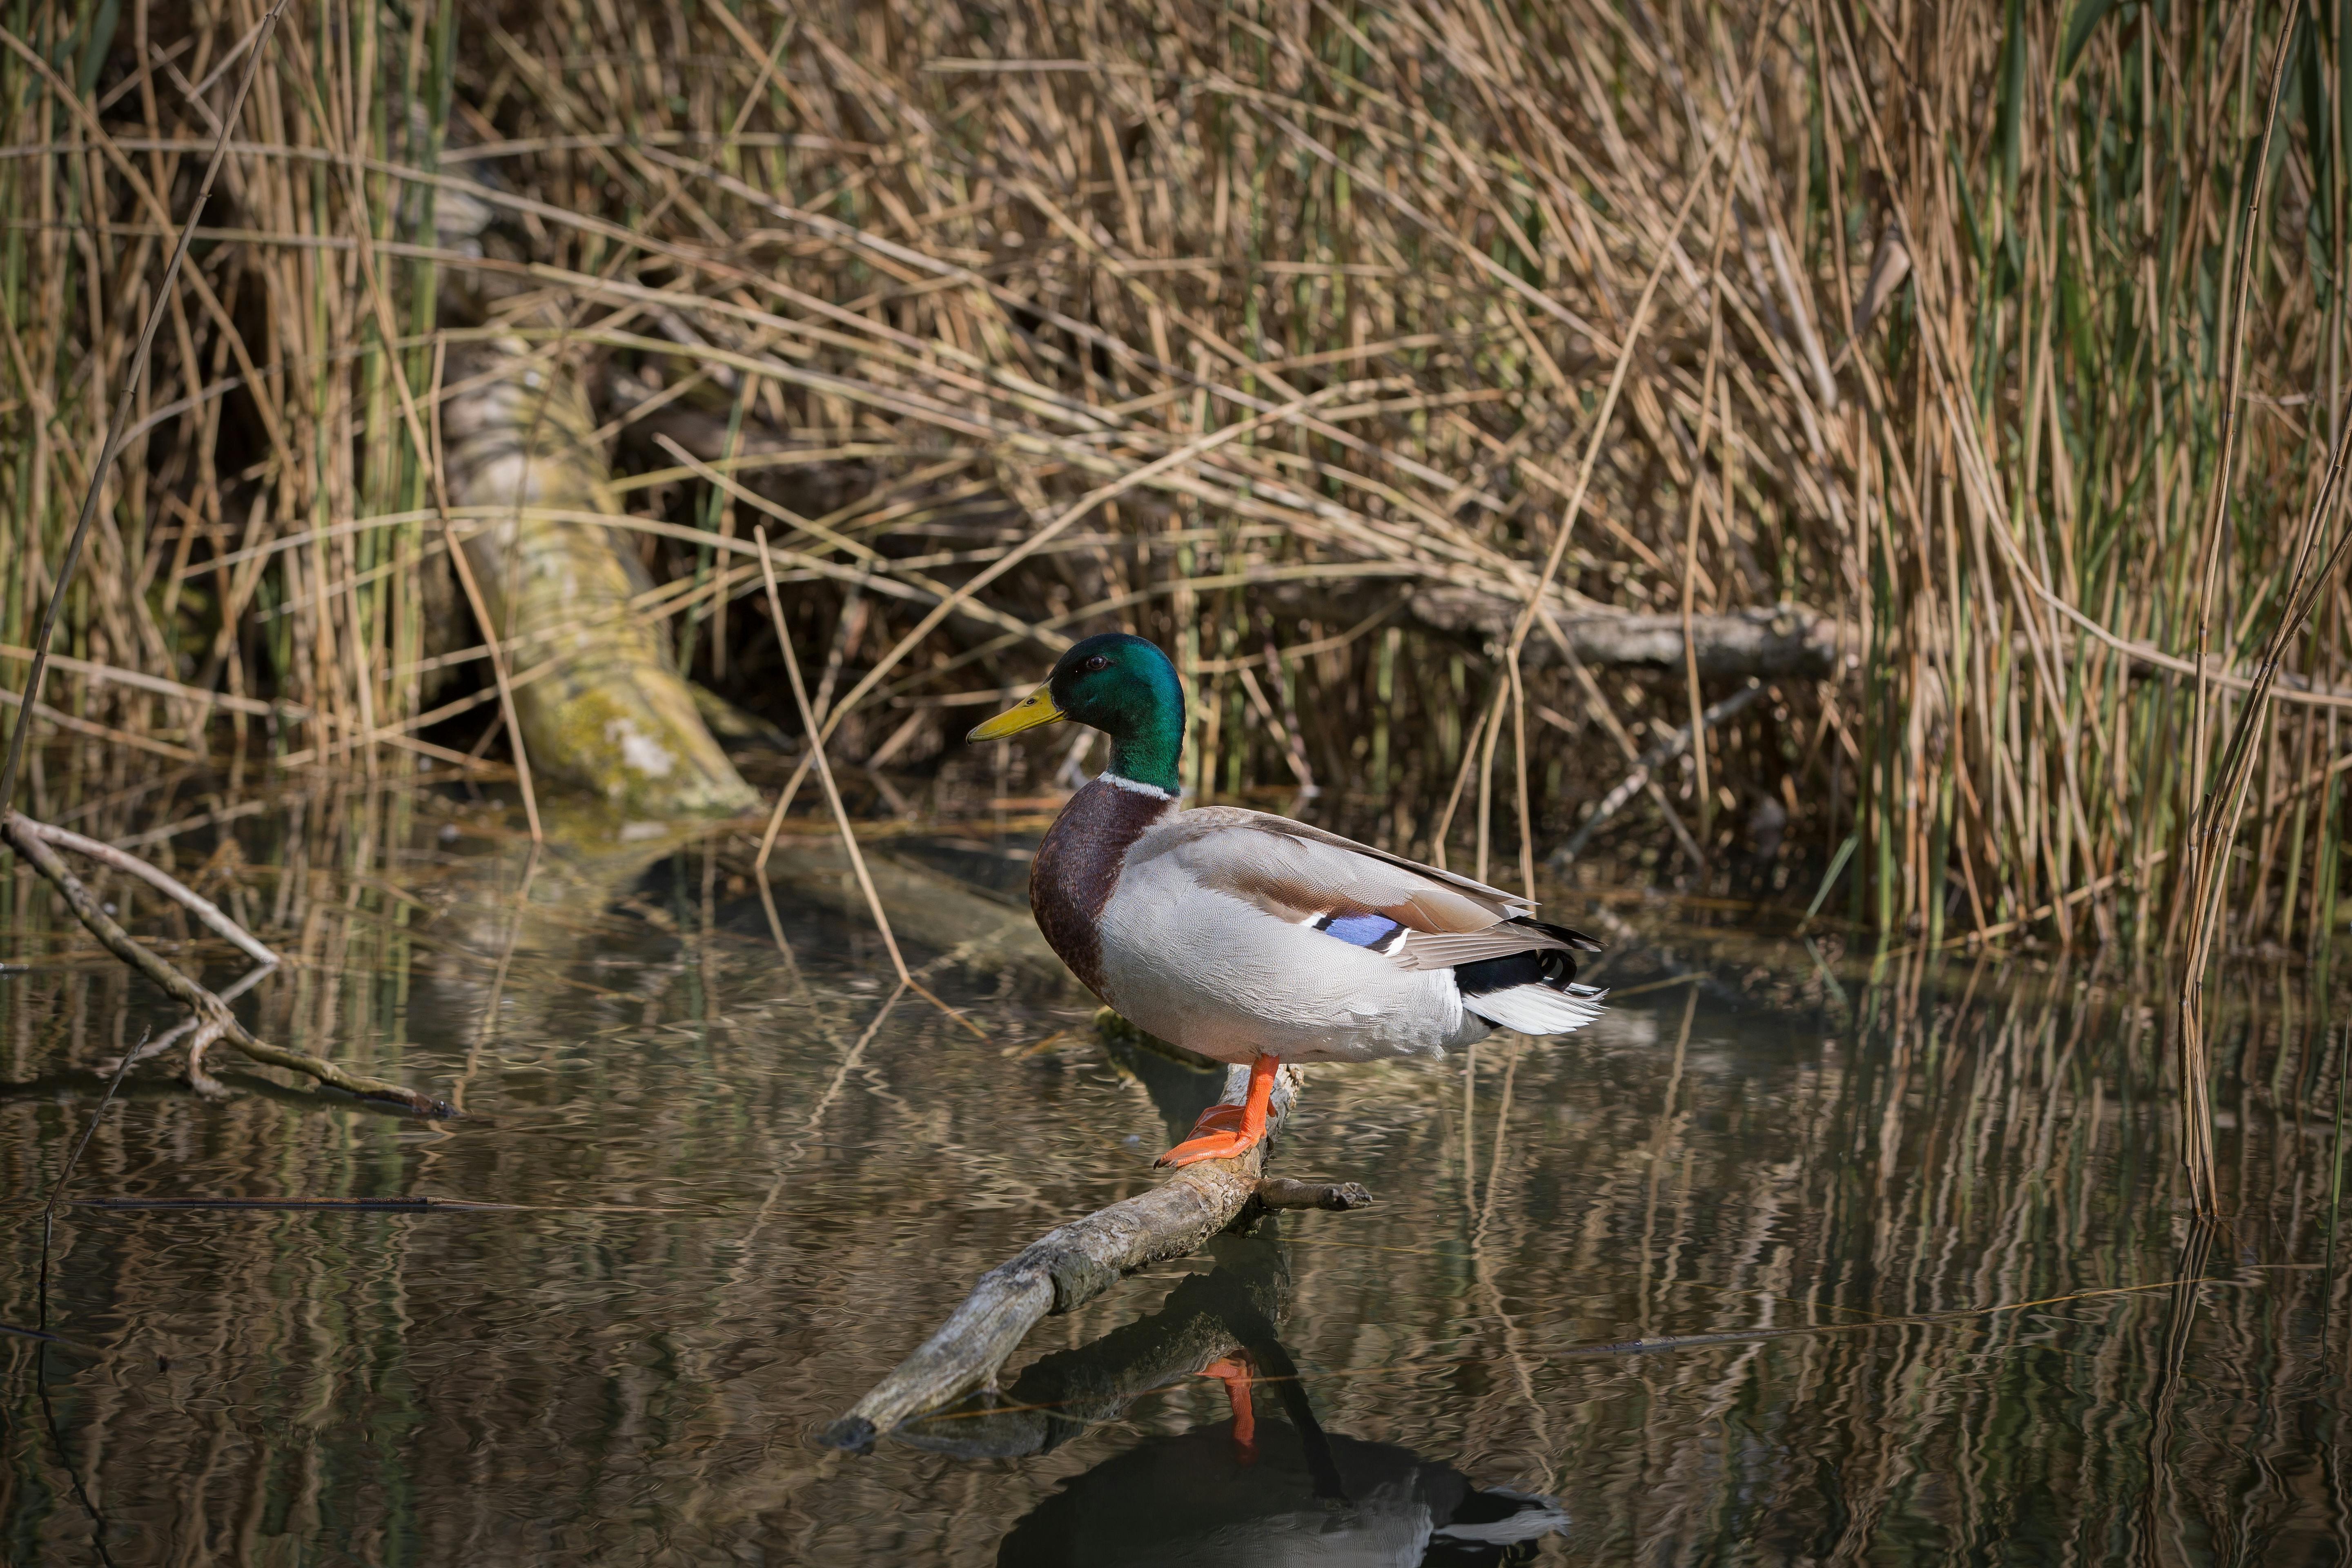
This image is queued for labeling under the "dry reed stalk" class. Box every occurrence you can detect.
[2169,20,2321,1215]
[0,0,290,811]
[0,0,430,1113]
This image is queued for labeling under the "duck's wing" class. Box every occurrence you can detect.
[1134,806,1604,972]
[1212,810,1540,911]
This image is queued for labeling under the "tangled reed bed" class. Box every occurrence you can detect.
[2,0,2349,965]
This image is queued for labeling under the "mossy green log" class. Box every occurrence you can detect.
[439,334,757,818]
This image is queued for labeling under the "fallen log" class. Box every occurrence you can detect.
[612,352,1860,690]
[1403,584,2352,713]
[439,332,760,817]
[817,1058,1353,1450]
[1408,590,1848,679]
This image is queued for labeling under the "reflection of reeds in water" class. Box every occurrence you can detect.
[3,1,2351,955]
[1,786,2348,1560]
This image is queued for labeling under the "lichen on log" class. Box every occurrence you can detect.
[439,334,758,818]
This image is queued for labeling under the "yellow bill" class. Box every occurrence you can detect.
[967,687,1066,742]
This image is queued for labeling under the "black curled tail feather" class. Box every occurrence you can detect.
[1452,917,1603,1002]
[1523,917,1605,953]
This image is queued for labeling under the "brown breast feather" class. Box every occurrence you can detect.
[1029,779,1173,998]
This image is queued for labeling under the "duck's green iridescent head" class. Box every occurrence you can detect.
[967,633,1185,794]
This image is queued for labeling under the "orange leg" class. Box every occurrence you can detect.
[1197,1354,1257,1461]
[1156,1054,1279,1168]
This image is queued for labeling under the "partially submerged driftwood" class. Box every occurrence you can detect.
[817,1060,1368,1450]
[755,831,1062,985]
[890,1233,1298,1460]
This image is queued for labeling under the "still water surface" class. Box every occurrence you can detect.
[2,793,2345,1564]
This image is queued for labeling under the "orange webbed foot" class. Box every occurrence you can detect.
[1155,1105,1261,1167]
[1198,1354,1257,1461]
[1155,1129,1263,1167]
[1154,1056,1281,1168]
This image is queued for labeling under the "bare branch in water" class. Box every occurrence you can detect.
[818,1061,1366,1450]
[3,812,450,1117]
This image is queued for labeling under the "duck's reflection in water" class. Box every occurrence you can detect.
[895,1231,1566,1567]
[996,1412,1566,1568]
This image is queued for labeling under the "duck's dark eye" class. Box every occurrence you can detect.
[1083,655,1111,673]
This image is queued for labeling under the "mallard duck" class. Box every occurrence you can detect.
[969,633,1603,1167]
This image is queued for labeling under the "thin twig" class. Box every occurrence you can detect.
[11,818,278,967]
[1555,683,1769,864]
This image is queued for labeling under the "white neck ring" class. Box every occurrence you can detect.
[1098,771,1176,801]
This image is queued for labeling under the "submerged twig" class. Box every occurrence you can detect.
[38,1033,137,1330]
[118,959,276,1087]
[69,1196,507,1211]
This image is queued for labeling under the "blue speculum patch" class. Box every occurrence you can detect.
[1316,912,1403,948]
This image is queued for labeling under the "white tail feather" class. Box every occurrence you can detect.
[1463,982,1606,1036]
